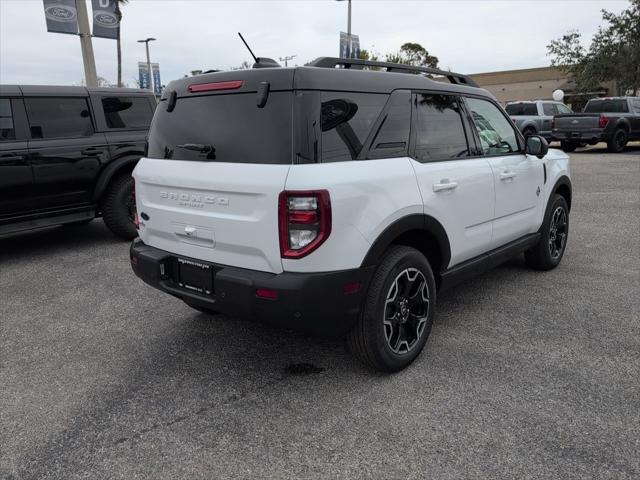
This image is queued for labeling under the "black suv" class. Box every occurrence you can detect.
[0,85,156,239]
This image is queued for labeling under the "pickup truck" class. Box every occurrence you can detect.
[505,100,573,141]
[552,96,640,152]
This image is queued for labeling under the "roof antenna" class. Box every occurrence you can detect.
[237,32,281,69]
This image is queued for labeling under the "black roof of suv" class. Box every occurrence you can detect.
[162,57,489,100]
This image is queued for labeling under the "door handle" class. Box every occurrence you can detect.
[81,148,104,155]
[432,180,458,192]
[499,171,517,181]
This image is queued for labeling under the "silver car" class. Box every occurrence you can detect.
[506,100,573,140]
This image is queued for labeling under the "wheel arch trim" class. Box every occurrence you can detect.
[93,154,142,202]
[550,175,572,211]
[360,214,452,272]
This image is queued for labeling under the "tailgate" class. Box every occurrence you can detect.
[134,158,290,274]
[554,114,600,131]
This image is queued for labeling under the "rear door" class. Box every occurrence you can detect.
[464,96,544,248]
[135,87,294,274]
[409,92,494,267]
[0,95,34,218]
[25,96,109,211]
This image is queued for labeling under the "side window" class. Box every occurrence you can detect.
[25,97,93,139]
[556,104,572,114]
[542,103,557,116]
[465,97,520,155]
[366,90,411,159]
[0,98,16,141]
[321,92,387,162]
[413,93,469,162]
[523,103,538,115]
[102,96,154,129]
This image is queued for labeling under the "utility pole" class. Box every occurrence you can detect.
[75,0,98,87]
[337,0,353,57]
[279,55,296,67]
[137,38,156,92]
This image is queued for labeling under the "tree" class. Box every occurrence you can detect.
[385,42,438,68]
[547,0,640,96]
[116,0,129,88]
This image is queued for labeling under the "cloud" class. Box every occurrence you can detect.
[0,0,628,86]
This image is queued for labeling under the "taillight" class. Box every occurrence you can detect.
[278,190,331,259]
[598,115,609,128]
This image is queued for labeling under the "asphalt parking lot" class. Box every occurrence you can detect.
[1,145,639,480]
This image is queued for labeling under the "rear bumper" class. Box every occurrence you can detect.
[552,129,608,143]
[129,239,375,335]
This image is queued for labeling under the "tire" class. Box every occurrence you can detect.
[560,141,578,153]
[101,173,137,241]
[607,129,628,153]
[347,246,436,373]
[522,127,536,138]
[184,301,218,315]
[525,194,569,271]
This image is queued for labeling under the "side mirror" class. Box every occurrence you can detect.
[525,135,549,159]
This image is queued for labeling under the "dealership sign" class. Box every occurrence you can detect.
[339,32,360,59]
[91,0,119,40]
[43,0,79,35]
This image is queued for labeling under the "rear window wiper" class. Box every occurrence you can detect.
[176,143,216,160]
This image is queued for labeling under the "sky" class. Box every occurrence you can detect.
[0,0,630,87]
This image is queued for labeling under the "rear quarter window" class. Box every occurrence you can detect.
[320,92,387,162]
[102,96,154,129]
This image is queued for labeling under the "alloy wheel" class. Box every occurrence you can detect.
[548,206,567,260]
[383,268,430,354]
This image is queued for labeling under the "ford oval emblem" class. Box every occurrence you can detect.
[93,11,119,28]
[45,5,77,22]
[571,119,579,124]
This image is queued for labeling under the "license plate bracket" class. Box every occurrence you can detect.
[176,258,213,296]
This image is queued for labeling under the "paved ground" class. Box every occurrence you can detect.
[1,145,639,480]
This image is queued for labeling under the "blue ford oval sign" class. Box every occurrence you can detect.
[45,5,77,22]
[43,0,79,34]
[94,11,118,28]
[91,0,120,39]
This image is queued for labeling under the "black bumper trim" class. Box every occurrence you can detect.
[130,239,375,335]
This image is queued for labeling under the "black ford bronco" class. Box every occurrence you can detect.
[0,85,155,239]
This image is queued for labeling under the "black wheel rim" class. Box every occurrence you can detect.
[548,206,567,260]
[383,268,430,354]
[616,131,626,149]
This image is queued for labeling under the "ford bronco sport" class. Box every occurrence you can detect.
[130,57,571,372]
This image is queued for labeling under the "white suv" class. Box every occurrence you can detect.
[130,57,571,372]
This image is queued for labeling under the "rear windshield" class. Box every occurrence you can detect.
[505,103,537,116]
[147,92,293,164]
[584,99,628,113]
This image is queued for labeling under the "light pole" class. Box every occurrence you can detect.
[337,0,352,57]
[75,0,98,87]
[137,37,156,92]
[279,55,296,67]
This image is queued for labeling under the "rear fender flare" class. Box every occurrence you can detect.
[93,155,142,202]
[360,214,451,272]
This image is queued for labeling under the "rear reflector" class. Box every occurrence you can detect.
[256,288,278,300]
[343,282,361,295]
[188,80,244,93]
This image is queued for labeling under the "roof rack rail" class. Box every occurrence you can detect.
[308,57,479,88]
